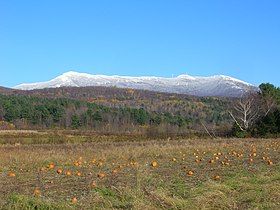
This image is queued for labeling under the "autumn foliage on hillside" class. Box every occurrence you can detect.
[0,86,232,136]
[0,83,280,137]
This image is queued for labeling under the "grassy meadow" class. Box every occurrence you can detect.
[0,131,279,209]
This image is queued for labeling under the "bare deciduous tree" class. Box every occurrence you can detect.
[228,93,260,131]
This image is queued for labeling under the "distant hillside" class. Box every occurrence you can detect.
[1,85,232,120]
[0,86,14,94]
[0,86,233,136]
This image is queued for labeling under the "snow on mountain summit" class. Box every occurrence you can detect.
[14,71,257,97]
[177,74,197,80]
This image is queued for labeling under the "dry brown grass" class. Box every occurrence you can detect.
[0,136,279,209]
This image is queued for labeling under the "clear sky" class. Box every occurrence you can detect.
[0,0,279,87]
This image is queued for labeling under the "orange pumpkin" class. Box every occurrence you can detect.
[151,161,158,167]
[48,163,55,169]
[213,175,221,180]
[71,197,78,204]
[33,188,41,196]
[209,159,214,164]
[97,162,103,167]
[97,172,106,179]
[57,169,63,174]
[66,170,72,176]
[187,170,194,176]
[8,172,16,177]
[91,181,97,188]
[267,160,273,165]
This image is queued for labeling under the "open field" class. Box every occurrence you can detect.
[0,134,279,209]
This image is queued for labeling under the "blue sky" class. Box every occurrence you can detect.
[0,0,280,87]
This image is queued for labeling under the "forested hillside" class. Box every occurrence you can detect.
[1,83,279,137]
[0,86,232,136]
[1,86,232,119]
[0,94,232,136]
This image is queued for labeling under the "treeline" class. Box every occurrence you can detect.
[0,95,196,135]
[230,83,280,138]
[252,83,280,137]
[0,86,232,136]
[0,85,231,126]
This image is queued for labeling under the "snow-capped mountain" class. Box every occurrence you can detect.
[14,71,258,97]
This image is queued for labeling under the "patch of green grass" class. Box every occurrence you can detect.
[93,187,134,209]
[2,194,69,210]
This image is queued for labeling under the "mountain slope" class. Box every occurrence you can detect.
[14,71,258,97]
[0,86,15,94]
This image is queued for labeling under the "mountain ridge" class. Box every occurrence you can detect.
[14,71,258,97]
